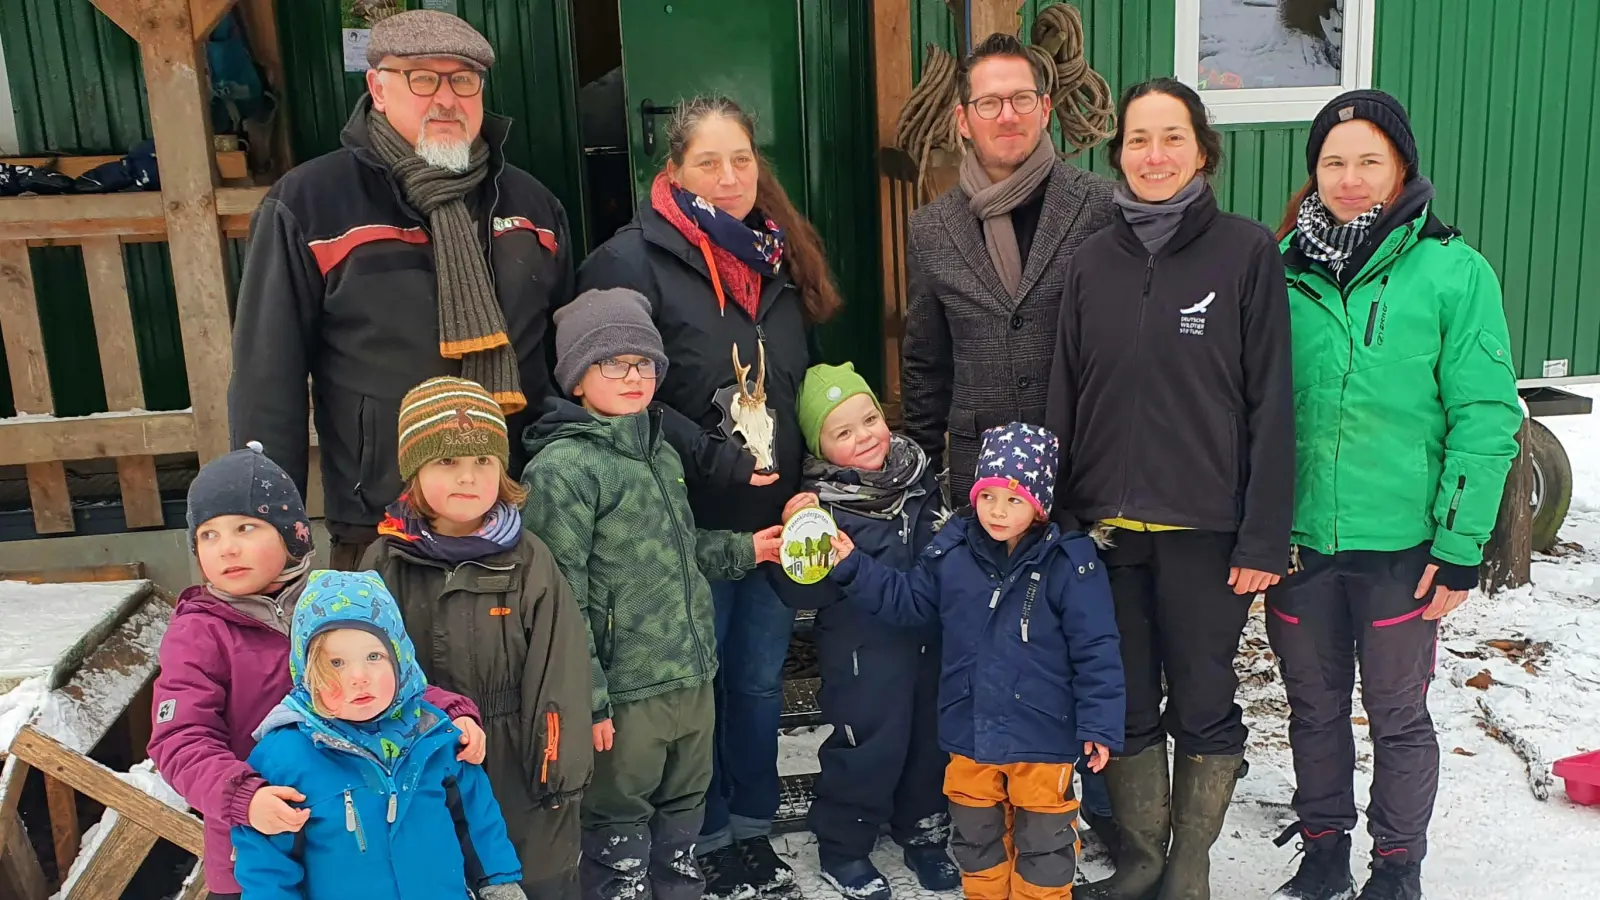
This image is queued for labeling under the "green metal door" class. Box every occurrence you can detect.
[618,0,808,205]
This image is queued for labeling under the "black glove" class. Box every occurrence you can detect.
[1427,552,1479,592]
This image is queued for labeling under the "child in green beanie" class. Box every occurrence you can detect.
[774,363,959,899]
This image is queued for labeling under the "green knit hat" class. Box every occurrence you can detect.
[797,363,879,456]
[397,376,510,482]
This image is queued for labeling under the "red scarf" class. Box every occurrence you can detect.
[650,172,762,319]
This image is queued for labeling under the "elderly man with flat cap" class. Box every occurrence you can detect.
[229,10,574,572]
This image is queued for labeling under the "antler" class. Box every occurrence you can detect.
[753,340,767,402]
[732,344,752,401]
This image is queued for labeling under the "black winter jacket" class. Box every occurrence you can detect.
[575,205,815,533]
[1044,185,1295,573]
[228,97,574,533]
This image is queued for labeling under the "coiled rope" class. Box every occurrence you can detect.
[893,2,1115,199]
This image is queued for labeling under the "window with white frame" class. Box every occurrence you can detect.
[1175,0,1375,125]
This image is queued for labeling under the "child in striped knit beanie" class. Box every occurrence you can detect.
[359,375,596,898]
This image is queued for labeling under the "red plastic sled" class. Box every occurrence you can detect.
[1553,751,1600,806]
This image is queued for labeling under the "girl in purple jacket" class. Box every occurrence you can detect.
[147,443,485,899]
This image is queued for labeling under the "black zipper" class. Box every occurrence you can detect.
[1113,255,1157,517]
[1362,276,1390,347]
[1445,475,1466,530]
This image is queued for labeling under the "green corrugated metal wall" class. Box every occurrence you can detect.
[1377,0,1600,380]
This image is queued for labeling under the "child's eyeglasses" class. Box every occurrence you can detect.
[597,358,659,380]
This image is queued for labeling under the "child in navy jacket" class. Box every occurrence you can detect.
[828,422,1125,900]
[771,364,959,899]
[232,570,525,900]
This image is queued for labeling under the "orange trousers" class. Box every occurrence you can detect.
[944,754,1081,900]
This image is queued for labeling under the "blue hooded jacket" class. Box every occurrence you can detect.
[831,514,1125,764]
[232,570,522,899]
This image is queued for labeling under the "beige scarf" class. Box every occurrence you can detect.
[959,139,1057,297]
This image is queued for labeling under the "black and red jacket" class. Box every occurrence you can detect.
[228,96,573,534]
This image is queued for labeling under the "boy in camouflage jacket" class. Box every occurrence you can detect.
[523,288,784,900]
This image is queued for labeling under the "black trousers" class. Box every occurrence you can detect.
[1103,530,1255,757]
[807,603,949,865]
[1266,544,1441,861]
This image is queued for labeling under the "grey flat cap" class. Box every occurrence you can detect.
[366,10,495,71]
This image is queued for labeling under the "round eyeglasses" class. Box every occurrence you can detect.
[378,67,485,98]
[967,90,1043,120]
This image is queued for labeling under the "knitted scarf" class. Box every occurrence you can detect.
[1113,176,1207,255]
[1294,191,1384,277]
[650,172,772,318]
[802,436,930,517]
[366,109,525,414]
[959,138,1057,298]
[377,496,523,564]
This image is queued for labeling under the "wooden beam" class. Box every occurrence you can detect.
[0,563,147,584]
[873,0,914,413]
[1,811,48,900]
[0,240,76,534]
[139,0,234,463]
[191,0,238,41]
[45,776,81,877]
[62,816,160,900]
[86,0,145,42]
[0,410,198,465]
[0,756,30,849]
[968,0,1024,43]
[0,188,263,242]
[116,456,166,529]
[8,727,205,856]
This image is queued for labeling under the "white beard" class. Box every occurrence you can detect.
[415,135,472,172]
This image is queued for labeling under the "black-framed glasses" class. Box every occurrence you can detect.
[967,90,1042,120]
[378,67,485,98]
[597,358,659,380]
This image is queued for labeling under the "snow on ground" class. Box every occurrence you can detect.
[776,387,1600,898]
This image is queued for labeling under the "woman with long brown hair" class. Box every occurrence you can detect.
[575,95,841,900]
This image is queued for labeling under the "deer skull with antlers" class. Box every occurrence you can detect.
[726,341,777,473]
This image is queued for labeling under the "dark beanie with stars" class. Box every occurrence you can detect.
[186,441,313,559]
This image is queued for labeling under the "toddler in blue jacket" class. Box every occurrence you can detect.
[232,570,525,900]
[829,422,1125,900]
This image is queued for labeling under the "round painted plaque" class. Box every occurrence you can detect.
[780,507,840,584]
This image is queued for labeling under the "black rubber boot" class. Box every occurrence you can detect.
[1156,753,1244,900]
[1078,743,1170,900]
[581,825,651,900]
[1269,824,1356,900]
[1356,855,1422,900]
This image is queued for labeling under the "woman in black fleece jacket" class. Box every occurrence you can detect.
[1044,79,1294,900]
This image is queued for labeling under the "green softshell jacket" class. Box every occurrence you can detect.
[521,398,757,720]
[1281,191,1521,567]
[359,529,594,857]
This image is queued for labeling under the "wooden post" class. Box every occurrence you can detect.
[63,817,160,900]
[0,240,74,534]
[91,0,239,464]
[968,0,1024,43]
[45,776,82,878]
[874,0,913,416]
[1482,418,1533,592]
[1,811,49,900]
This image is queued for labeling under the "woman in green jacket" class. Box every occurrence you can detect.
[1264,91,1522,900]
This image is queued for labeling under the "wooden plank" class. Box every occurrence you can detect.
[140,0,234,465]
[45,775,81,876]
[125,681,155,763]
[1484,418,1533,593]
[0,410,197,466]
[115,456,166,529]
[82,237,143,411]
[874,0,913,415]
[0,757,29,848]
[1,811,48,900]
[62,816,159,900]
[191,0,239,41]
[26,462,74,535]
[0,241,51,414]
[0,188,263,242]
[38,592,170,756]
[0,564,146,585]
[0,152,248,181]
[8,727,204,856]
[968,0,1024,43]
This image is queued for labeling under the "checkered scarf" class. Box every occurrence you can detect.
[1294,191,1384,276]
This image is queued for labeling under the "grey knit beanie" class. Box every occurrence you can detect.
[553,288,669,396]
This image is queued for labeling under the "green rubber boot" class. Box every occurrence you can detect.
[1156,753,1245,900]
[1078,743,1170,900]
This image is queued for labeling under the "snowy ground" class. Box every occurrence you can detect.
[775,387,1600,898]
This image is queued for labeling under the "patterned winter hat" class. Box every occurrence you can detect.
[397,376,510,483]
[969,422,1060,519]
[186,441,313,559]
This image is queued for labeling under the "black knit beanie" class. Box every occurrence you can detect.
[1306,89,1418,181]
[186,441,313,559]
